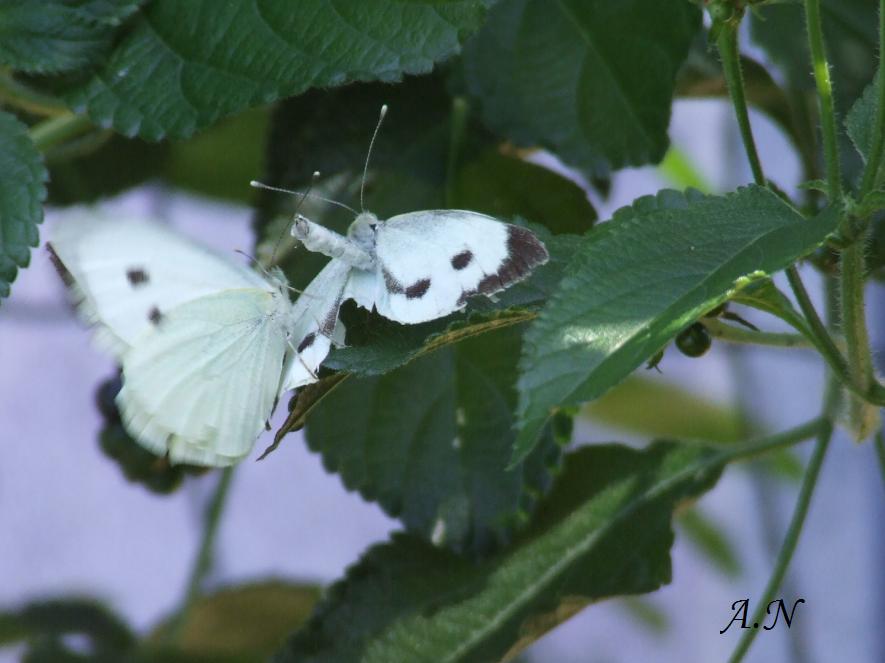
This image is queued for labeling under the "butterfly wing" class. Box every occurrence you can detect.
[117,288,291,466]
[281,258,351,391]
[350,210,549,324]
[49,213,269,358]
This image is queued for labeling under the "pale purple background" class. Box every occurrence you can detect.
[1,97,883,663]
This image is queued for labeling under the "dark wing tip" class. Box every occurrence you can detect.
[46,243,75,288]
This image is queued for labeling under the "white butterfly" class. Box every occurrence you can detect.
[49,213,334,467]
[252,104,550,377]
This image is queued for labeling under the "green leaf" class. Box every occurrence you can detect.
[0,0,142,74]
[274,440,726,663]
[678,507,741,578]
[582,376,745,444]
[846,75,879,163]
[65,0,491,140]
[307,324,563,554]
[462,0,701,176]
[514,187,838,462]
[452,149,596,234]
[151,582,320,659]
[0,110,48,302]
[0,598,135,653]
[751,0,877,113]
[163,106,270,203]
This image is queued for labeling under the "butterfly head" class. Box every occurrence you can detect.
[348,212,378,251]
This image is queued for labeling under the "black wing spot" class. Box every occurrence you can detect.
[451,250,473,270]
[297,332,316,353]
[148,306,163,325]
[383,268,404,294]
[126,267,149,287]
[457,225,549,305]
[265,420,272,431]
[405,278,431,299]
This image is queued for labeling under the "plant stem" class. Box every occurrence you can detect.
[784,266,847,368]
[803,0,842,201]
[0,72,68,117]
[715,14,851,393]
[875,430,885,489]
[716,23,766,187]
[701,318,811,349]
[727,384,836,663]
[167,467,235,641]
[29,113,94,152]
[719,417,826,465]
[859,5,885,196]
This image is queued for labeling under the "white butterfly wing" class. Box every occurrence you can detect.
[117,288,291,466]
[354,210,549,324]
[281,258,351,391]
[50,213,269,357]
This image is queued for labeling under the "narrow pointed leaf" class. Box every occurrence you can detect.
[274,440,726,663]
[514,187,838,461]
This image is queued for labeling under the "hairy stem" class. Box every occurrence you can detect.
[719,417,827,465]
[727,385,837,663]
[803,0,842,200]
[701,318,811,348]
[167,467,235,641]
[716,23,766,186]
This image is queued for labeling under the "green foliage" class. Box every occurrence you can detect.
[750,0,877,112]
[307,325,563,554]
[64,0,491,140]
[462,0,701,175]
[151,582,320,659]
[4,2,881,661]
[514,187,836,461]
[0,110,47,301]
[275,441,724,663]
[0,0,142,74]
[846,75,879,163]
[0,598,136,657]
[582,375,746,443]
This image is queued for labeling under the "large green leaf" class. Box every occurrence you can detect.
[514,187,838,461]
[846,75,879,164]
[461,0,701,176]
[307,325,563,555]
[65,0,490,140]
[274,440,726,663]
[0,0,142,74]
[0,111,48,302]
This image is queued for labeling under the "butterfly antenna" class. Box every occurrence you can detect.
[249,180,358,215]
[270,171,320,266]
[360,104,388,212]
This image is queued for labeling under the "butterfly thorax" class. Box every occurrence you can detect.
[347,212,378,254]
